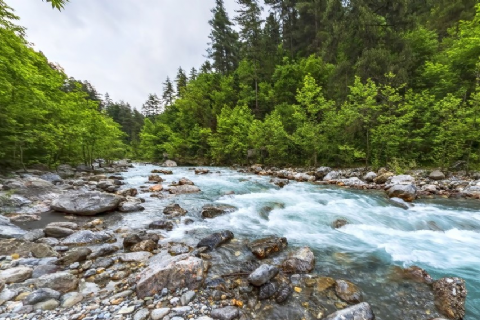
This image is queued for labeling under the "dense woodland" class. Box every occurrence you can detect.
[2,0,480,170]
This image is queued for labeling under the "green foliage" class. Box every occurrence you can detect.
[0,2,125,168]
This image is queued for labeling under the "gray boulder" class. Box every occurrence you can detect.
[323,170,340,181]
[281,246,315,273]
[23,288,61,305]
[315,167,332,180]
[51,191,123,215]
[363,172,377,182]
[0,266,33,284]
[388,174,415,186]
[386,184,417,202]
[0,215,26,239]
[35,272,78,293]
[168,185,201,194]
[324,302,375,320]
[61,230,114,246]
[163,204,187,217]
[57,164,74,178]
[162,160,177,167]
[44,222,79,238]
[429,170,446,180]
[389,197,412,209]
[39,173,63,184]
[210,306,239,320]
[136,253,205,298]
[248,264,279,286]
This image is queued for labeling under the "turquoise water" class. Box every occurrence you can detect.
[119,165,480,319]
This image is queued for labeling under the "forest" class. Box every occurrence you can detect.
[1,0,480,170]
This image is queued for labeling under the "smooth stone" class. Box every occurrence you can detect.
[248,264,279,286]
[23,288,61,305]
[33,298,59,310]
[133,307,150,320]
[0,267,33,284]
[61,230,114,246]
[171,306,191,315]
[247,236,287,259]
[118,305,135,314]
[31,265,59,279]
[151,308,171,320]
[180,290,195,306]
[197,230,234,251]
[35,271,79,293]
[210,306,239,320]
[60,292,83,308]
[51,191,123,216]
[22,229,45,242]
[324,302,375,320]
[56,248,92,265]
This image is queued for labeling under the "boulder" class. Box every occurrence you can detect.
[323,170,340,181]
[131,240,157,252]
[195,168,210,175]
[35,272,78,293]
[389,197,412,209]
[168,185,201,194]
[149,184,163,192]
[136,254,205,298]
[294,173,315,182]
[61,230,114,246]
[56,164,75,179]
[51,191,123,216]
[39,173,63,184]
[270,178,289,188]
[388,174,415,186]
[119,198,145,212]
[201,204,237,219]
[0,216,26,239]
[247,236,288,259]
[259,282,277,300]
[60,292,83,308]
[324,302,375,320]
[22,229,45,242]
[119,251,152,263]
[335,279,362,303]
[197,231,234,251]
[281,246,315,273]
[210,306,239,320]
[337,177,366,187]
[88,244,119,260]
[163,204,187,217]
[179,178,194,185]
[149,174,163,183]
[373,172,394,184]
[315,167,332,180]
[32,265,59,279]
[149,220,174,231]
[248,264,279,286]
[44,222,78,238]
[23,288,61,305]
[162,160,177,167]
[0,239,57,258]
[116,188,138,197]
[433,277,467,320]
[363,172,377,182]
[33,299,59,310]
[429,170,446,181]
[333,219,348,228]
[0,267,33,284]
[386,184,417,202]
[5,177,59,201]
[56,248,92,265]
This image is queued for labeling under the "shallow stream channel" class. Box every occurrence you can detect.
[117,164,479,319]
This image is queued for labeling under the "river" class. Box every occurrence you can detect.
[116,164,480,319]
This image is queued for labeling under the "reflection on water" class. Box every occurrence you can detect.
[116,164,480,319]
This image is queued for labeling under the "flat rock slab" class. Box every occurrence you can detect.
[51,191,123,215]
[35,271,78,293]
[168,185,201,194]
[61,230,114,246]
[0,239,58,258]
[0,266,33,284]
[136,254,205,299]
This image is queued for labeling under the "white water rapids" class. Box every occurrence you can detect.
[118,164,480,319]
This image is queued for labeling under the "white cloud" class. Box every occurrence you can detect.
[9,0,241,109]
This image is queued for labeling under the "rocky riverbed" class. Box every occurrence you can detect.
[0,161,478,320]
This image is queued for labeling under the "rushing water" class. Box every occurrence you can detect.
[118,164,480,319]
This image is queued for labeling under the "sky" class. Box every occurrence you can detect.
[9,0,242,109]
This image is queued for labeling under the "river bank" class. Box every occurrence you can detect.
[0,162,478,320]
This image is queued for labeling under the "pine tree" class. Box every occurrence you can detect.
[189,67,198,81]
[162,77,175,108]
[207,0,240,75]
[142,93,162,117]
[175,67,188,98]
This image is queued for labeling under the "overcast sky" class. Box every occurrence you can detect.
[9,0,242,109]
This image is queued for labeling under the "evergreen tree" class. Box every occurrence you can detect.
[189,67,198,81]
[141,93,162,117]
[162,77,175,108]
[175,67,188,98]
[207,0,240,75]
